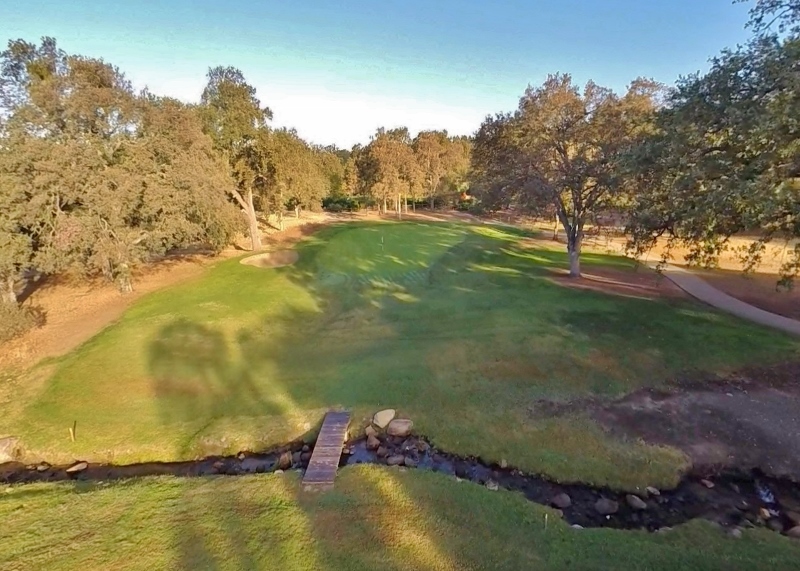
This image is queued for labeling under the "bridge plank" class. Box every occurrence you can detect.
[302,411,351,491]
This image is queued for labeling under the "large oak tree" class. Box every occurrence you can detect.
[472,74,660,277]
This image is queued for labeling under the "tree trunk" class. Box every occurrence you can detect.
[396,194,401,219]
[383,197,387,214]
[117,263,133,294]
[567,231,582,278]
[1,276,17,305]
[278,210,284,231]
[245,190,261,251]
[295,205,300,219]
[552,214,559,241]
[430,195,435,210]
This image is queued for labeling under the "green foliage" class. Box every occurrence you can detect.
[626,28,800,282]
[471,75,662,276]
[0,39,242,293]
[322,194,363,212]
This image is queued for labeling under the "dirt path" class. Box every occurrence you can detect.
[655,264,800,336]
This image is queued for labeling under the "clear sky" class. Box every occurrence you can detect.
[2,0,753,148]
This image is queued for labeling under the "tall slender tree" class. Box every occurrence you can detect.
[200,66,271,250]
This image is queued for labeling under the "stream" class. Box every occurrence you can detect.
[2,434,799,536]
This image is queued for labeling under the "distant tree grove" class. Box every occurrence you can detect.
[0,39,472,323]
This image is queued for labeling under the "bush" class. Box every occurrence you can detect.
[0,303,45,343]
[323,195,364,212]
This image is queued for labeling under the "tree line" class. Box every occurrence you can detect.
[2,0,798,338]
[0,37,471,331]
[471,0,800,281]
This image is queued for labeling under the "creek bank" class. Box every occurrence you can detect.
[341,434,800,535]
[2,434,800,538]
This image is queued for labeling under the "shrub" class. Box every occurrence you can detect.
[0,303,45,343]
[323,195,364,212]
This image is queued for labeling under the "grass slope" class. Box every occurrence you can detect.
[3,222,797,489]
[2,467,799,571]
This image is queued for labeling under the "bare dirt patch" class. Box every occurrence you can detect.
[0,254,230,369]
[0,214,345,370]
[240,250,299,268]
[590,363,800,481]
[548,266,687,301]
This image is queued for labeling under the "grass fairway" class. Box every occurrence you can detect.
[3,221,798,488]
[2,467,799,571]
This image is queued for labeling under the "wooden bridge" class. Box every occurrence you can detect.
[302,411,351,491]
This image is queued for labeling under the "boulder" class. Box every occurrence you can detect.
[700,479,715,489]
[0,437,21,463]
[787,526,800,539]
[65,461,88,474]
[373,409,396,429]
[416,440,430,453]
[551,493,572,509]
[366,435,381,450]
[646,486,660,497]
[626,494,647,510]
[376,446,389,458]
[403,456,419,468]
[386,419,413,438]
[292,452,302,465]
[786,511,800,527]
[485,480,499,491]
[728,528,743,539]
[768,519,784,533]
[365,425,378,438]
[36,463,50,473]
[300,452,312,463]
[386,455,404,466]
[594,498,619,515]
[499,459,508,469]
[277,451,292,470]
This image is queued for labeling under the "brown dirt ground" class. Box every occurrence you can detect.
[694,269,800,320]
[547,266,686,301]
[0,214,336,369]
[540,362,800,481]
[0,255,224,369]
[240,250,299,268]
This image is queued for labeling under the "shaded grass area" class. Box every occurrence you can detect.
[3,222,798,489]
[2,467,799,571]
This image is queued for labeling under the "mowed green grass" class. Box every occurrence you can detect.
[3,467,799,571]
[3,221,798,488]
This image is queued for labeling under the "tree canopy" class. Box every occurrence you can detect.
[0,38,241,300]
[627,2,800,283]
[471,74,661,277]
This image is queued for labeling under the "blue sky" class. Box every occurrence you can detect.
[2,0,752,148]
